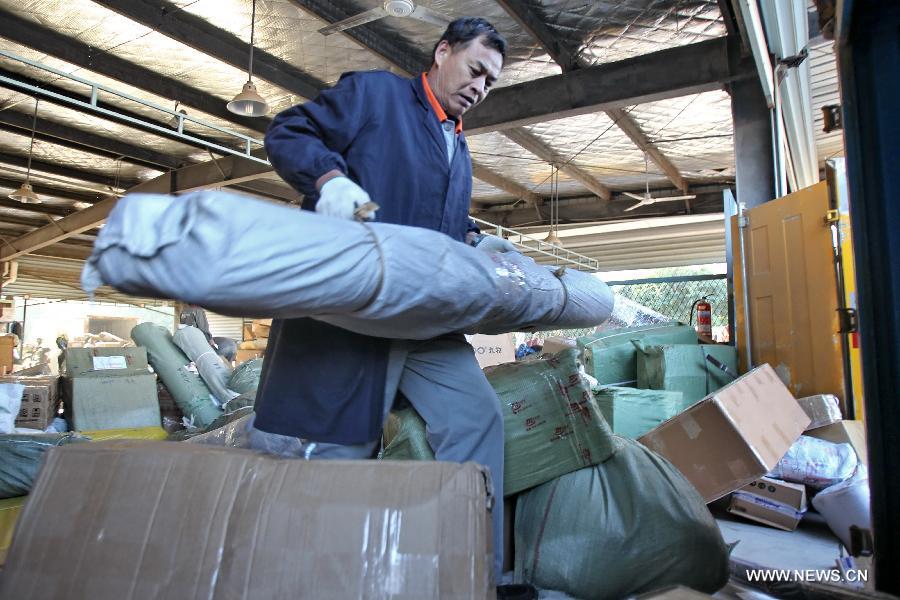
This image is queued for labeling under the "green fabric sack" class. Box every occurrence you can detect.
[381,408,434,461]
[382,349,619,496]
[515,437,730,599]
[486,348,619,496]
[579,323,698,385]
[131,323,222,428]
[636,343,738,406]
[226,358,263,395]
[0,433,88,498]
[594,386,684,439]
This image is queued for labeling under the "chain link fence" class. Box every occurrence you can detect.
[513,275,730,348]
[609,275,729,331]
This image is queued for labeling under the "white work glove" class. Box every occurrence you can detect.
[316,176,376,221]
[471,232,517,253]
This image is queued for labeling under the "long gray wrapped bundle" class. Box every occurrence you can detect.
[82,192,614,340]
[131,323,223,428]
[172,326,237,407]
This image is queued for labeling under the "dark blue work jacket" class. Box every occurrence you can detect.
[254,71,475,444]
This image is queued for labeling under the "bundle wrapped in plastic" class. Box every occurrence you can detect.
[131,323,222,428]
[0,433,88,498]
[82,192,615,340]
[172,325,238,407]
[768,435,858,489]
[515,437,729,599]
[226,358,263,395]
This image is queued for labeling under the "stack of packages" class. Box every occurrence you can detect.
[579,322,740,441]
[726,394,870,548]
[383,348,732,599]
[67,331,131,348]
[237,319,270,363]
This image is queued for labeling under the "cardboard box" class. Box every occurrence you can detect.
[728,476,807,531]
[67,374,160,431]
[467,333,516,369]
[639,364,810,502]
[797,394,842,430]
[541,336,576,356]
[2,442,494,599]
[64,347,148,378]
[0,335,15,375]
[0,375,59,430]
[235,348,264,363]
[250,319,271,339]
[808,420,867,466]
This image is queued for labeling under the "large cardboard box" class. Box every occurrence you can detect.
[728,476,807,531]
[639,364,810,502]
[1,442,494,600]
[808,420,867,466]
[235,348,264,363]
[0,375,59,430]
[64,347,148,377]
[467,333,516,369]
[67,374,160,431]
[0,335,15,374]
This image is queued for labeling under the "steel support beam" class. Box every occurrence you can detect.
[473,191,724,227]
[0,148,273,260]
[286,0,543,205]
[0,108,182,170]
[470,164,542,208]
[606,108,688,193]
[837,1,900,591]
[502,128,611,201]
[0,152,137,189]
[492,0,581,71]
[465,37,752,134]
[93,0,325,100]
[286,0,427,75]
[0,8,266,133]
[729,76,776,208]
[0,176,110,204]
[491,1,688,198]
[0,198,73,217]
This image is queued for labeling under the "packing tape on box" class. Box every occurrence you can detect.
[727,459,754,481]
[680,414,702,440]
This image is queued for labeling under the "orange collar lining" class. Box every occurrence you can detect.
[421,73,463,135]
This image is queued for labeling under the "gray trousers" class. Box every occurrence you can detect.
[248,333,505,578]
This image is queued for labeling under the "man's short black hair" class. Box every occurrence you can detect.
[432,17,507,64]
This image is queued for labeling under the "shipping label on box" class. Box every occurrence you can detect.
[728,476,807,531]
[1,375,59,430]
[466,334,516,369]
[639,364,811,502]
[66,347,149,378]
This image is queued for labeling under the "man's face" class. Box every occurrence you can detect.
[431,36,503,117]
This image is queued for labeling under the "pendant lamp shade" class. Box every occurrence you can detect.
[227,0,269,117]
[9,97,42,204]
[9,182,41,204]
[227,81,269,117]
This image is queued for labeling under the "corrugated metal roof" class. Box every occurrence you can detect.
[519,213,726,272]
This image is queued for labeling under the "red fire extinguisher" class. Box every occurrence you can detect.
[692,297,712,338]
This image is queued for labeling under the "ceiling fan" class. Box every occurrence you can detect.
[623,154,696,212]
[318,1,452,36]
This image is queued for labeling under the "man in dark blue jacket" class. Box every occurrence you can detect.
[254,18,513,580]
